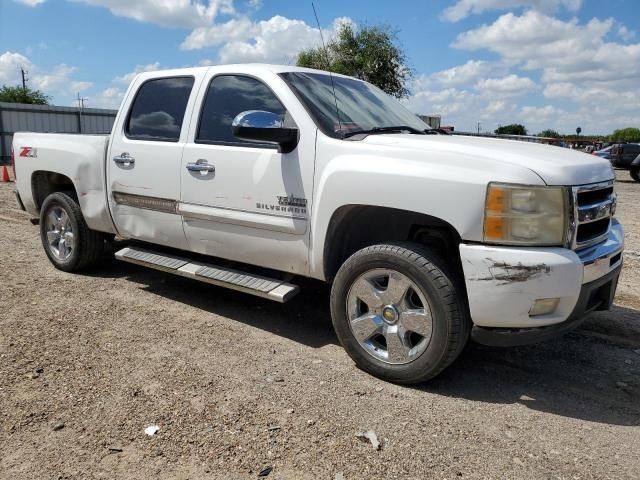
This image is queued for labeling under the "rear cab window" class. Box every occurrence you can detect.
[126,76,195,142]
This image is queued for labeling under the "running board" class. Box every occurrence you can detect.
[114,246,299,303]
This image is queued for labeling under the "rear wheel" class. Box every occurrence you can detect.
[330,243,470,384]
[40,192,109,272]
[631,168,640,182]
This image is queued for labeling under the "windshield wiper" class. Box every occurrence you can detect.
[342,125,427,138]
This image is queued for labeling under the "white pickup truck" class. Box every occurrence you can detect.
[12,64,624,384]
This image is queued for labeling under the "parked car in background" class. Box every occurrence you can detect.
[593,146,613,159]
[601,141,627,149]
[609,143,640,169]
[631,154,640,182]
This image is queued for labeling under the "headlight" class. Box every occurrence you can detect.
[483,183,568,246]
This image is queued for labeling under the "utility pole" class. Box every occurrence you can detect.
[20,68,28,90]
[77,92,88,133]
[76,92,87,110]
[477,122,481,135]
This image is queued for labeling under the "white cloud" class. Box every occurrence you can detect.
[70,0,234,28]
[113,62,161,84]
[91,87,125,109]
[617,25,636,42]
[406,61,535,131]
[14,0,47,6]
[31,64,92,95]
[444,10,640,132]
[16,0,236,28]
[475,74,536,97]
[182,15,353,65]
[452,11,640,90]
[0,52,32,85]
[453,11,612,69]
[521,104,566,119]
[486,100,508,113]
[441,0,581,22]
[181,17,255,50]
[429,60,495,87]
[0,51,91,100]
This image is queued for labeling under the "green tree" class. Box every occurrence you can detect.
[0,85,50,104]
[538,129,561,138]
[609,127,640,142]
[495,124,527,136]
[297,23,412,98]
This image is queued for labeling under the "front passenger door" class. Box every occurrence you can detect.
[180,73,314,274]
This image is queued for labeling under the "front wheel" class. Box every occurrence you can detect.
[631,168,640,182]
[330,243,470,384]
[40,192,109,272]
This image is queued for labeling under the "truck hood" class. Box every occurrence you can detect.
[361,134,614,186]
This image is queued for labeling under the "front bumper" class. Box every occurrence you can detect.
[471,264,621,346]
[460,220,623,346]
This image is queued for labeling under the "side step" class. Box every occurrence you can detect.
[114,246,299,303]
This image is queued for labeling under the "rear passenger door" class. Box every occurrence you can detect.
[107,74,201,250]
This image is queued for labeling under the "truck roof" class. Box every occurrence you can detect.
[133,63,356,82]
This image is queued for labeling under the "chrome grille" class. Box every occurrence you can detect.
[571,181,616,250]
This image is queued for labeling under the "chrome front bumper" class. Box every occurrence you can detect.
[578,219,624,284]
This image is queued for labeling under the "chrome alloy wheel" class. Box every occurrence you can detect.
[346,268,433,365]
[45,206,75,261]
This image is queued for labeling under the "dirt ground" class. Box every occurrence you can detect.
[0,171,639,480]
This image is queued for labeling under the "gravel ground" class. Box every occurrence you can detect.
[0,172,639,480]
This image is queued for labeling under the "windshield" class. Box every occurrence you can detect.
[280,71,428,138]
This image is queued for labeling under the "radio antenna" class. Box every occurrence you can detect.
[311,2,343,136]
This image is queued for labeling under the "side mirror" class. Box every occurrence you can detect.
[232,110,298,154]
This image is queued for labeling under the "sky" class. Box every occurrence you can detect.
[0,0,639,134]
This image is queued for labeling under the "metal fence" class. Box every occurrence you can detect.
[0,102,117,165]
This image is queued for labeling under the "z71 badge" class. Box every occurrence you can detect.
[19,147,37,158]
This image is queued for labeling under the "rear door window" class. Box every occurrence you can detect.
[126,76,194,142]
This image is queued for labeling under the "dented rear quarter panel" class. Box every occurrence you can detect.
[13,132,116,234]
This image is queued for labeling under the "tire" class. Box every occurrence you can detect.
[631,168,640,182]
[39,192,108,272]
[330,242,470,384]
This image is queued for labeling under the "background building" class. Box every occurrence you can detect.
[0,102,117,165]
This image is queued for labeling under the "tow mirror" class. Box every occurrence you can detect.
[231,110,298,154]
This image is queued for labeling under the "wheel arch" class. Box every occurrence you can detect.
[31,170,78,211]
[30,169,116,234]
[322,204,464,282]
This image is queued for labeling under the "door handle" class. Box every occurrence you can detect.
[186,160,215,174]
[113,152,135,166]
